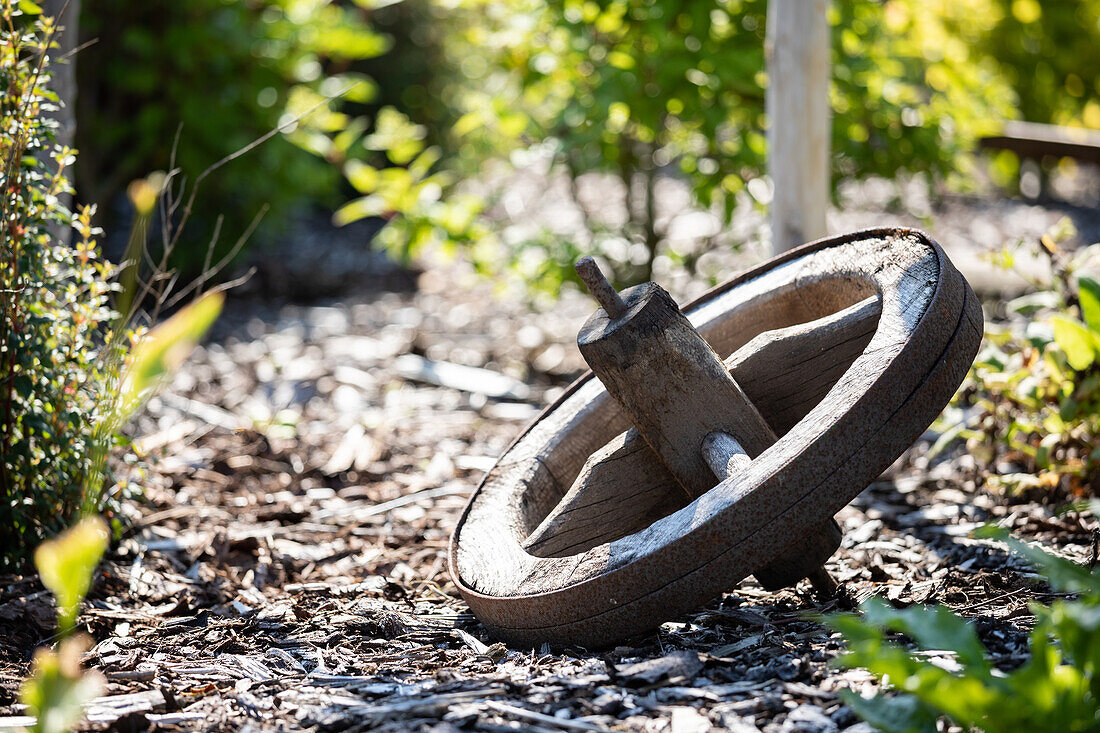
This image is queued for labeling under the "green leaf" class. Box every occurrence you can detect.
[1052,315,1098,371]
[351,0,404,9]
[344,160,380,193]
[862,599,991,673]
[19,0,43,14]
[334,194,389,225]
[976,526,1100,599]
[34,518,109,634]
[1079,276,1100,333]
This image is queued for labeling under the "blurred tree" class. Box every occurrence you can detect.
[42,0,77,151]
[41,0,79,247]
[981,0,1100,129]
[74,0,385,269]
[356,0,455,144]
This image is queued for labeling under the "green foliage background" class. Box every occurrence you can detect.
[394,0,1016,285]
[828,525,1100,732]
[68,0,1100,279]
[938,230,1100,499]
[981,0,1100,129]
[75,0,386,268]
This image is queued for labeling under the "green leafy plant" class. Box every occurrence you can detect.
[19,517,108,733]
[76,0,390,268]
[978,0,1100,130]
[14,273,223,733]
[0,3,128,565]
[19,632,103,733]
[0,2,229,566]
[330,105,491,265]
[827,525,1100,732]
[939,224,1100,498]
[34,516,110,634]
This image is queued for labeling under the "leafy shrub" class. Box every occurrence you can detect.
[75,0,386,268]
[828,525,1100,732]
[0,1,227,569]
[939,226,1100,498]
[352,0,1014,288]
[330,105,491,265]
[830,0,1013,186]
[0,5,128,567]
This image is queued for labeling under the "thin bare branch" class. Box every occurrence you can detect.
[163,205,267,310]
[165,86,352,256]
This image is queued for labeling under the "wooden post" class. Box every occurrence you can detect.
[766,0,830,255]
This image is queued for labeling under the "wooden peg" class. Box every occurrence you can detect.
[575,256,627,319]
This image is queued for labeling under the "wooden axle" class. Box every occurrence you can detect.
[568,259,839,594]
[577,279,775,498]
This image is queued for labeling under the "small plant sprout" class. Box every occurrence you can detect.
[33,517,109,635]
[19,636,105,733]
[19,517,110,733]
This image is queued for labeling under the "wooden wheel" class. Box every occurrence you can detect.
[449,228,983,648]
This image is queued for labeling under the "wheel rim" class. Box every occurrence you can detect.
[449,227,983,647]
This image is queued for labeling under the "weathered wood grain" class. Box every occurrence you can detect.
[451,228,983,648]
[522,297,880,558]
[753,518,843,591]
[727,296,880,436]
[521,430,682,557]
[701,431,751,480]
[701,430,841,592]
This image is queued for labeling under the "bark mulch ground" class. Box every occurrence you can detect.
[3,183,1100,732]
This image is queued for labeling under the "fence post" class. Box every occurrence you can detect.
[766,0,830,255]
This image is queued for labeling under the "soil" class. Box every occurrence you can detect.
[2,177,1100,732]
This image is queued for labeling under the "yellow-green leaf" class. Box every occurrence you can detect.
[20,636,104,733]
[1052,315,1097,371]
[19,0,43,14]
[120,291,224,415]
[608,51,635,70]
[344,160,380,193]
[334,194,390,226]
[1079,276,1100,333]
[34,518,109,634]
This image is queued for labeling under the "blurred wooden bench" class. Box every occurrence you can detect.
[980,120,1100,164]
